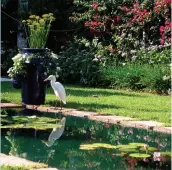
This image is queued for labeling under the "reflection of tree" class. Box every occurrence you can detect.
[5,130,23,156]
[63,115,171,151]
[4,130,56,164]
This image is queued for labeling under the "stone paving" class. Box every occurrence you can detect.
[0,153,58,170]
[0,103,25,108]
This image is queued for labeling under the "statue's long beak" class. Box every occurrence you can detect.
[41,140,47,144]
[44,78,48,82]
[41,140,54,147]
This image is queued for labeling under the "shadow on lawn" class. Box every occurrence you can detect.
[64,88,147,98]
[46,100,121,112]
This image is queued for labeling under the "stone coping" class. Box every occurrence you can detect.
[0,103,25,108]
[0,153,58,170]
[1,103,171,134]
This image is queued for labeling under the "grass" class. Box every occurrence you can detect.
[1,82,170,125]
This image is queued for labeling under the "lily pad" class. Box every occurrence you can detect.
[118,144,138,149]
[129,153,151,158]
[140,147,158,152]
[0,115,61,130]
[79,143,119,150]
[129,143,146,147]
[79,146,95,150]
[1,123,61,130]
[92,143,119,149]
[79,144,95,150]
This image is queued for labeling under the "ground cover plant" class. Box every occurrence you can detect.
[1,82,170,125]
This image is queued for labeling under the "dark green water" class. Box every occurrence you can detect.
[1,109,171,170]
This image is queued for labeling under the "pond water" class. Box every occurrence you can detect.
[1,109,171,170]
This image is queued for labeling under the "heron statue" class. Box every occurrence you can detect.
[44,75,66,110]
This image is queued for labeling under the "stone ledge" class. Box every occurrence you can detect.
[0,103,25,109]
[36,106,172,134]
[90,115,133,123]
[1,103,171,134]
[0,153,49,169]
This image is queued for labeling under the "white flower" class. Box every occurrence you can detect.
[130,50,136,54]
[51,53,58,59]
[85,42,90,47]
[97,55,102,59]
[128,34,132,37]
[12,54,22,61]
[121,33,126,38]
[121,53,127,57]
[25,59,30,63]
[135,41,139,46]
[163,75,170,81]
[118,51,122,54]
[132,55,137,61]
[56,67,61,71]
[93,58,98,62]
[122,63,126,66]
[19,58,23,62]
[149,60,154,64]
[22,54,27,59]
[7,68,12,73]
[94,54,98,58]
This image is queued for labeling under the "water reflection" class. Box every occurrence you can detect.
[42,117,66,147]
[1,108,171,170]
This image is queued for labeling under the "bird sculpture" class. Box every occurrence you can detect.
[42,117,66,147]
[44,75,66,110]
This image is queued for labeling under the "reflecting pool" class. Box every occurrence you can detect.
[1,109,171,170]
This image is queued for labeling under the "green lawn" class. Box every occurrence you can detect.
[1,82,170,125]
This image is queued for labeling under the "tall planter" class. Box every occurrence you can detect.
[21,48,47,105]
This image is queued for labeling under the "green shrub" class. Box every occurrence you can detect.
[57,39,103,86]
[135,48,171,64]
[102,63,171,94]
[1,47,18,76]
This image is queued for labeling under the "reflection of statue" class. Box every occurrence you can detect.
[42,117,66,147]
